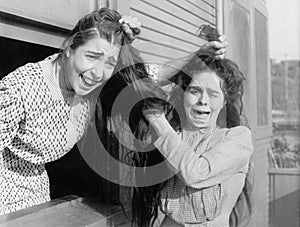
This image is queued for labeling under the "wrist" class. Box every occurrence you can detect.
[150,115,174,137]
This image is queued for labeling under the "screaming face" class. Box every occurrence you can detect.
[64,37,120,96]
[183,71,225,130]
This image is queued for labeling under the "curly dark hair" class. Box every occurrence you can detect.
[168,51,246,129]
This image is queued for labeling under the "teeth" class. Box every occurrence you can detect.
[81,75,95,86]
[85,77,93,84]
[195,110,210,115]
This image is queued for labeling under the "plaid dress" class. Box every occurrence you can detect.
[0,55,91,215]
[154,127,253,226]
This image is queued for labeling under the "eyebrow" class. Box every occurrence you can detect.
[86,50,117,63]
[207,87,220,94]
[188,85,220,94]
[86,50,104,56]
[188,85,202,91]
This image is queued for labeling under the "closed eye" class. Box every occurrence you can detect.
[207,88,221,97]
[107,57,117,67]
[87,55,99,60]
[107,61,116,67]
[209,92,219,98]
[188,87,201,94]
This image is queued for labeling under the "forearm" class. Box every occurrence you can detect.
[156,37,226,85]
[149,116,213,187]
[153,131,217,188]
[149,114,175,137]
[153,126,253,188]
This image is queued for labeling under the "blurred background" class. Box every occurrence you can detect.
[266,1,300,226]
[267,0,300,169]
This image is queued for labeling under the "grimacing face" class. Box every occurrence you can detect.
[64,36,120,96]
[183,70,225,130]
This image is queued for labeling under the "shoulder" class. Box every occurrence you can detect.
[1,61,44,87]
[1,59,53,105]
[224,126,253,155]
[7,54,57,81]
[226,126,252,140]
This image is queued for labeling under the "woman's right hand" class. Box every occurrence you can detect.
[142,106,165,124]
[200,35,227,59]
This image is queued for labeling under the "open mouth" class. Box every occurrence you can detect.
[193,109,211,116]
[80,74,98,87]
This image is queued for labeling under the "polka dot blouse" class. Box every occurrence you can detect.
[0,54,91,215]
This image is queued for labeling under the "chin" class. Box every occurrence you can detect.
[190,119,207,128]
[188,121,208,130]
[73,88,88,96]
[74,84,95,96]
[194,124,209,129]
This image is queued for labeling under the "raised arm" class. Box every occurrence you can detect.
[146,114,253,189]
[119,16,227,86]
[155,35,227,85]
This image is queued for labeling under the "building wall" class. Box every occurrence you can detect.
[115,0,216,63]
[223,0,271,226]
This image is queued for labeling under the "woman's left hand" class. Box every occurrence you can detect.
[119,16,142,43]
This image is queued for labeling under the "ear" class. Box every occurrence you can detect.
[65,48,71,58]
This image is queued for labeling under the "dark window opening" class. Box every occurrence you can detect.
[0,37,58,79]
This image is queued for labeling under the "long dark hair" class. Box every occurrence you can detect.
[129,52,253,227]
[92,18,174,218]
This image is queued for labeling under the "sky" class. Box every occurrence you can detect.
[266,0,300,61]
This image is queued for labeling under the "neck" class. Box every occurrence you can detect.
[185,121,217,131]
[183,125,214,134]
[56,58,73,92]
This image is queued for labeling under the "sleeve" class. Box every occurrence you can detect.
[0,84,25,150]
[153,126,253,188]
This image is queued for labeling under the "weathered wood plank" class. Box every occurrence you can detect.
[0,196,131,227]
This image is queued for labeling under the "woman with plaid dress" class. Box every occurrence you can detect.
[130,51,253,226]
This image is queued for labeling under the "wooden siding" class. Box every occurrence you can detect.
[128,0,216,63]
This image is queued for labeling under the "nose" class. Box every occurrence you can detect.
[90,63,105,81]
[197,92,208,106]
[90,68,102,80]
